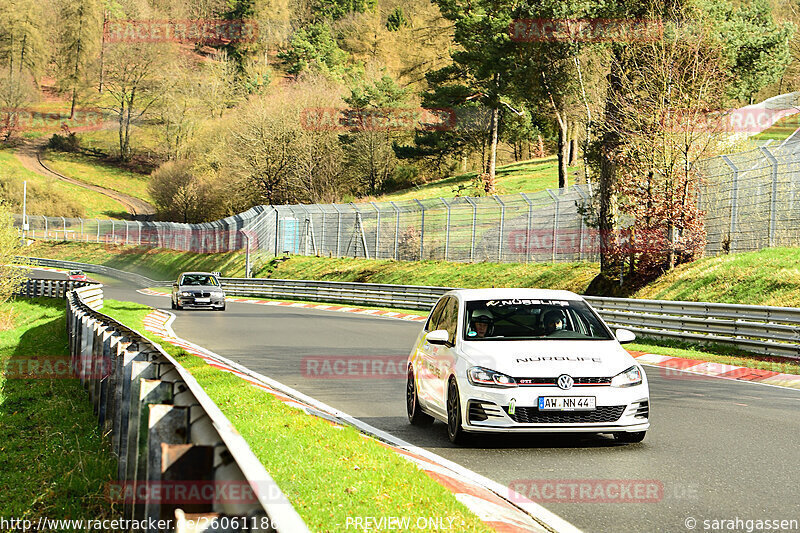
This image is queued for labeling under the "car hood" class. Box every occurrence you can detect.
[458,340,635,377]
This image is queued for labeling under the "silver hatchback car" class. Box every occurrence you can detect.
[171,272,226,311]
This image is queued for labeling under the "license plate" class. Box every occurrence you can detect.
[538,396,596,411]
[195,298,210,303]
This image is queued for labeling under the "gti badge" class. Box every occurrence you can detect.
[557,374,574,390]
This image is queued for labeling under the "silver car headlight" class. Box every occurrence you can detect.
[610,365,643,388]
[467,367,517,388]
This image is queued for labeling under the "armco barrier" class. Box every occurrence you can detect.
[21,256,172,287]
[17,278,100,301]
[17,281,309,532]
[23,256,800,359]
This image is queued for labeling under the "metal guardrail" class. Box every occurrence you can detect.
[21,256,172,287]
[23,256,800,359]
[17,281,310,532]
[17,278,99,301]
[220,278,451,311]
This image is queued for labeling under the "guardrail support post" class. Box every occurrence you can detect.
[143,404,190,528]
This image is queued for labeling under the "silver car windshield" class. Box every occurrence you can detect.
[464,299,612,341]
[180,275,219,286]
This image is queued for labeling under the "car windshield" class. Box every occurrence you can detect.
[180,274,218,286]
[69,271,82,276]
[463,298,613,341]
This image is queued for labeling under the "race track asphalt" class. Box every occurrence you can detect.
[50,272,800,533]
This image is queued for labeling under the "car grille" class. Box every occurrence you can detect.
[187,291,211,297]
[503,405,626,424]
[515,376,612,386]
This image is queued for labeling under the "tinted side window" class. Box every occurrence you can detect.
[440,298,459,344]
[426,297,448,332]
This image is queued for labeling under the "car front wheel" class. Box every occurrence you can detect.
[446,378,466,444]
[407,369,433,426]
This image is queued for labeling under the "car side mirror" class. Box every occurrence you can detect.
[425,329,451,346]
[616,328,636,344]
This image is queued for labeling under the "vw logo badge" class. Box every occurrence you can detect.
[557,374,574,390]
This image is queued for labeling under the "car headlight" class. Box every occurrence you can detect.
[181,291,192,297]
[611,365,643,388]
[467,367,517,388]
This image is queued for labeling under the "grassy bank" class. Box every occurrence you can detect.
[26,242,800,307]
[633,247,800,307]
[0,298,116,520]
[0,149,128,219]
[43,151,152,203]
[101,300,490,532]
[372,156,582,202]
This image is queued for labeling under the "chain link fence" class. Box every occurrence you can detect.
[13,138,800,263]
[699,139,800,253]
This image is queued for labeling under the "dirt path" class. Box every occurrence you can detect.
[14,138,156,219]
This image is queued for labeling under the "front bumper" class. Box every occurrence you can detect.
[177,294,225,307]
[459,379,650,434]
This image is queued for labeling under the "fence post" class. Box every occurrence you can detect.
[320,209,326,255]
[80,218,84,241]
[440,198,451,261]
[573,186,588,261]
[136,221,142,245]
[493,195,505,262]
[520,193,533,263]
[464,197,477,262]
[331,204,342,257]
[721,155,738,251]
[61,216,67,240]
[43,215,48,239]
[95,219,100,242]
[414,199,425,260]
[546,189,559,262]
[390,202,400,260]
[370,202,381,259]
[760,147,779,247]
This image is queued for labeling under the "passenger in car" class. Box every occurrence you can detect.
[542,309,565,335]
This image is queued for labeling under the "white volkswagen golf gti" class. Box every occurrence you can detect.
[406,288,650,444]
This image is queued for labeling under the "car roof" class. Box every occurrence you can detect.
[180,272,218,276]
[444,288,584,301]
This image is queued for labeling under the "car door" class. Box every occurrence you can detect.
[416,297,447,407]
[429,297,459,413]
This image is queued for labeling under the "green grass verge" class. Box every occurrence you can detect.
[0,298,117,519]
[0,149,129,219]
[629,339,800,376]
[373,156,582,202]
[42,151,152,203]
[633,247,800,307]
[752,113,800,141]
[100,299,490,532]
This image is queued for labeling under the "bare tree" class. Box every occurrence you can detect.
[102,42,168,160]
